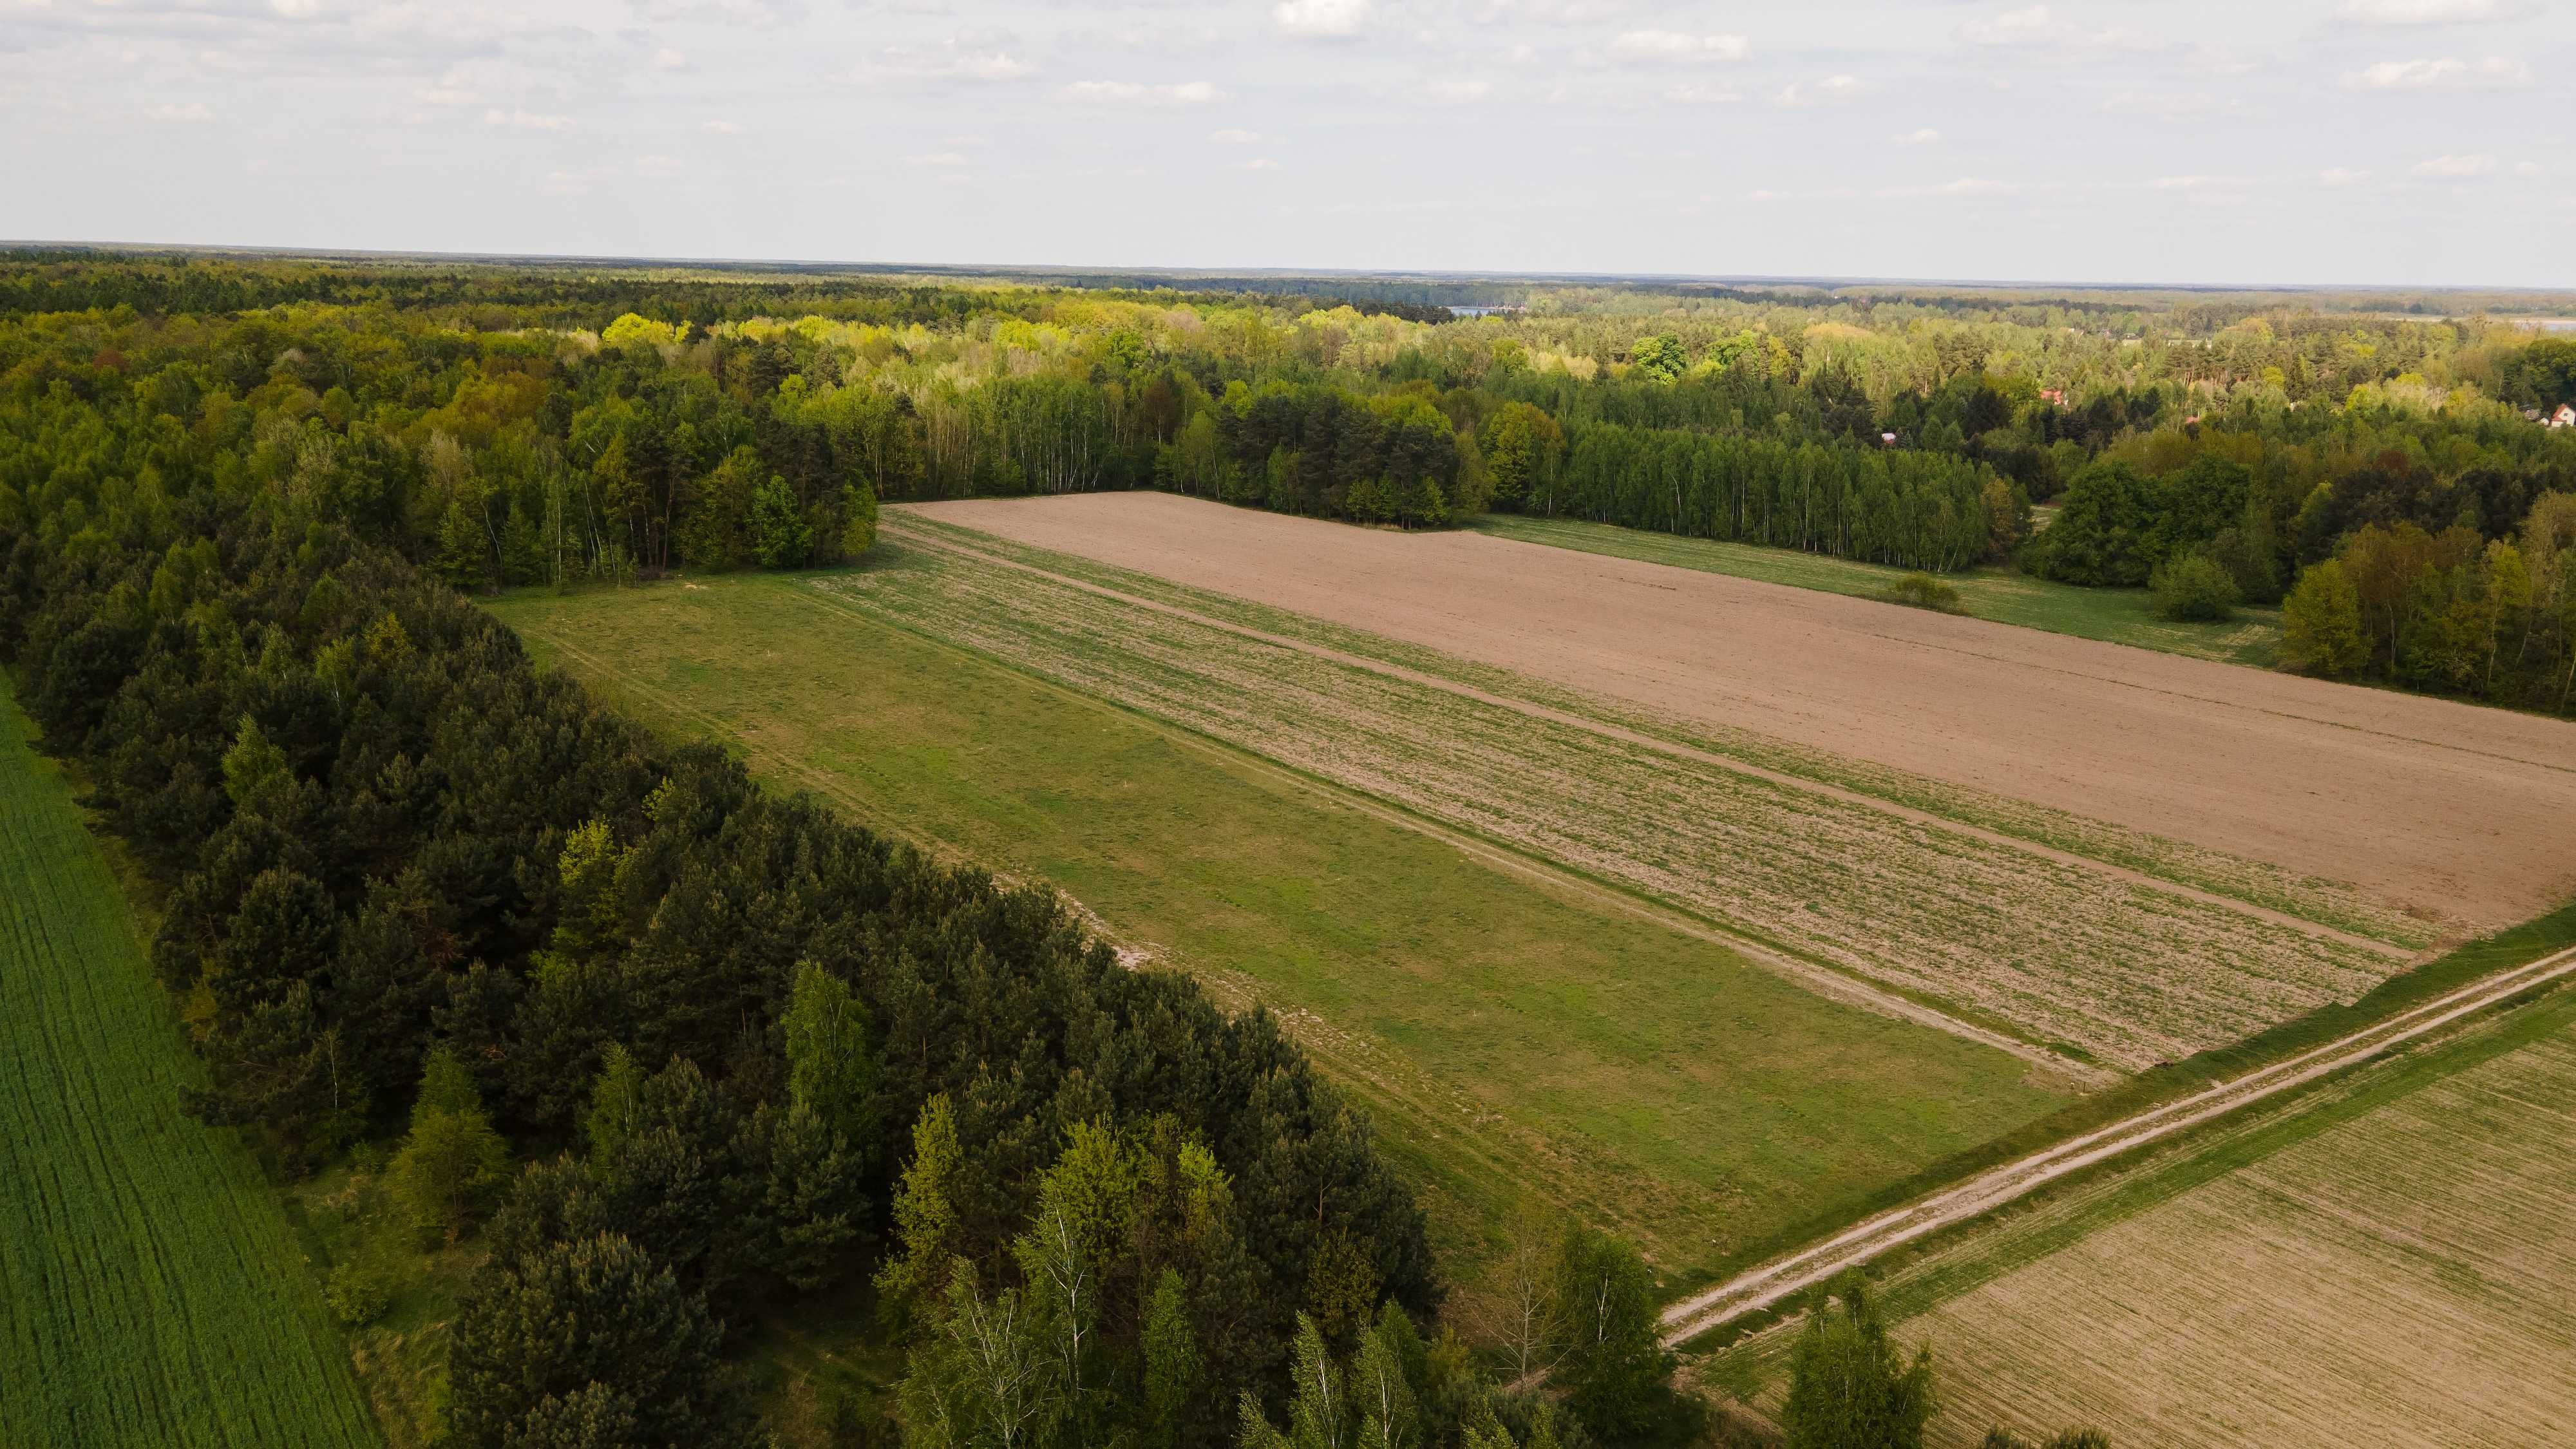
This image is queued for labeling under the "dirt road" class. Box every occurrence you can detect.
[1656,943,2576,1345]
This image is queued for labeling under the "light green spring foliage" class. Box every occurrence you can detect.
[583,1039,643,1167]
[1780,1272,1937,1449]
[386,1048,510,1244]
[218,714,287,808]
[897,1268,1054,1449]
[750,472,815,569]
[2148,549,2242,622]
[551,817,628,960]
[876,1093,963,1323]
[1238,1307,1452,1449]
[600,312,690,349]
[782,961,878,1151]
[1142,1269,1200,1449]
[2281,557,2369,676]
[843,479,880,558]
[1350,1305,1422,1449]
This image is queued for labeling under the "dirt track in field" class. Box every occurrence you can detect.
[903,493,2576,930]
[1654,942,2576,1345]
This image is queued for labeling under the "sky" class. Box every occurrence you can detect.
[4,0,2572,289]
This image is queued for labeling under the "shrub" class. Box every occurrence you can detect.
[2280,558,2369,676]
[1884,573,1964,613]
[2148,549,2240,622]
[325,1256,399,1327]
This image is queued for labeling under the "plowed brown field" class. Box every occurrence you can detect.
[905,493,2576,931]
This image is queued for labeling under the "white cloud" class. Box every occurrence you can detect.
[486,108,574,130]
[652,48,688,71]
[1056,80,1223,106]
[1209,128,1261,144]
[1425,78,1492,103]
[632,0,805,26]
[1774,75,1867,107]
[1880,176,2019,198]
[703,119,743,134]
[1891,128,1941,147]
[1239,158,1279,171]
[1274,0,1368,38]
[2514,160,2542,176]
[414,86,480,106]
[869,35,1037,82]
[1662,83,1740,104]
[2102,90,2232,118]
[634,155,683,178]
[1605,30,1748,64]
[906,151,971,167]
[2318,166,2373,185]
[2338,0,2535,24]
[147,102,213,122]
[1962,5,2054,44]
[1960,5,2152,53]
[2412,152,2499,176]
[2148,175,2248,190]
[2344,56,2532,88]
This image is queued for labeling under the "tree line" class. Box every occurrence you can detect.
[3,468,1453,1441]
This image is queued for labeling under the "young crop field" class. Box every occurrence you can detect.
[848,518,2425,1070]
[488,573,2074,1283]
[1702,978,2576,1448]
[0,682,379,1449]
[1472,513,2285,667]
[907,491,2576,933]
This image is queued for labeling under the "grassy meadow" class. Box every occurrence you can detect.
[1472,513,2286,668]
[0,680,379,1449]
[489,571,2073,1285]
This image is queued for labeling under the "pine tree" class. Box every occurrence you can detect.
[782,961,878,1153]
[388,1049,511,1244]
[877,1094,963,1327]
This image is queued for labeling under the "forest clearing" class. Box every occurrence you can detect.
[907,492,2576,933]
[1700,956,2576,1448]
[0,682,378,1449]
[489,571,2072,1282]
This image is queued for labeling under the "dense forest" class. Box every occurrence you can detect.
[6,251,2571,708]
[0,255,1745,1446]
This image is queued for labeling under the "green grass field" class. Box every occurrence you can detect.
[1472,514,2284,667]
[490,573,2073,1285]
[0,679,379,1448]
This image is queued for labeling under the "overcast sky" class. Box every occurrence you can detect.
[5,1,2571,288]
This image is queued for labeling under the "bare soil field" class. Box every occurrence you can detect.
[828,533,2409,1070]
[905,493,2576,932]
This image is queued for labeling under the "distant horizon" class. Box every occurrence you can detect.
[12,238,2576,303]
[8,1,2570,289]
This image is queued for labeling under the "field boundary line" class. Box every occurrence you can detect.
[881,518,2408,963]
[1656,940,2576,1345]
[779,573,2114,1086]
[1857,627,2576,781]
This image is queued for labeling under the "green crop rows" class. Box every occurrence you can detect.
[0,680,377,1448]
